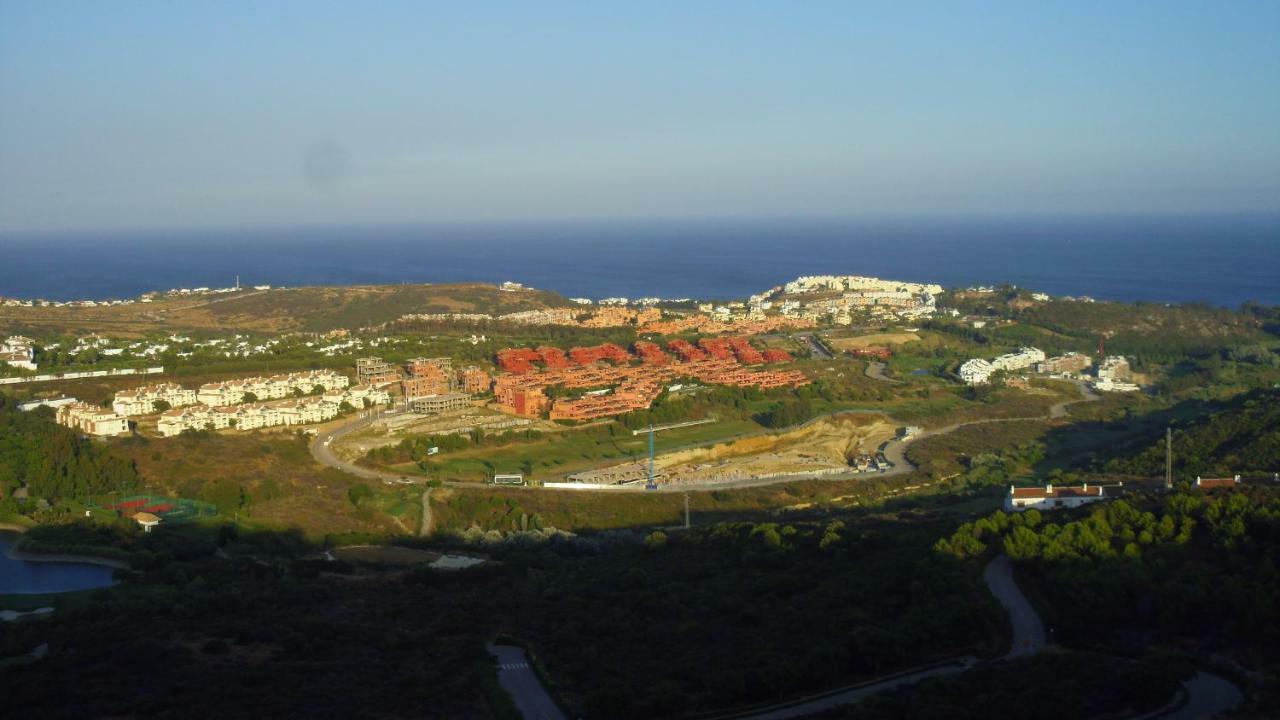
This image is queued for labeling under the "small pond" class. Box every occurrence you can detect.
[0,531,117,595]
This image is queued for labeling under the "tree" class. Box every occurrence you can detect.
[242,392,258,404]
[348,484,374,507]
[152,399,171,413]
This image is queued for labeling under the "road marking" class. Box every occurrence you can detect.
[501,662,530,670]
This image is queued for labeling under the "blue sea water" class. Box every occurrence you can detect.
[1,215,1277,307]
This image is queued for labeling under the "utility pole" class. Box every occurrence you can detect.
[684,492,690,529]
[1165,426,1173,490]
[646,423,657,490]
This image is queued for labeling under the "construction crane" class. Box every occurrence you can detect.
[632,418,716,490]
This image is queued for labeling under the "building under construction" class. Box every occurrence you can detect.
[408,392,472,415]
[356,357,401,385]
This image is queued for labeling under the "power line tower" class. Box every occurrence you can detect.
[1165,426,1173,490]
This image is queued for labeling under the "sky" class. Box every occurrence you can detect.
[1,2,1278,233]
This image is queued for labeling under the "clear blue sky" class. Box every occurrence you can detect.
[2,2,1277,233]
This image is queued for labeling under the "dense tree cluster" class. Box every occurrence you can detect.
[0,396,138,506]
[937,488,1280,659]
[511,518,1004,717]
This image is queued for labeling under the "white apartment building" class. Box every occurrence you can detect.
[55,402,130,436]
[959,358,994,385]
[322,384,391,408]
[1092,355,1139,392]
[959,347,1044,385]
[112,383,198,415]
[197,370,349,406]
[990,347,1046,372]
[158,396,342,437]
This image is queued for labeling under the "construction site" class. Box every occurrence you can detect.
[565,413,900,487]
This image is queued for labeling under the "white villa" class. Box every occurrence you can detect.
[1,335,37,371]
[1004,482,1110,512]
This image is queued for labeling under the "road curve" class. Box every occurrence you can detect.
[489,644,566,720]
[983,554,1046,658]
[310,413,412,483]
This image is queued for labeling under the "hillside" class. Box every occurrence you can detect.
[1102,388,1280,477]
[0,283,573,336]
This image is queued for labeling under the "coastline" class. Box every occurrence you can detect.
[0,526,131,570]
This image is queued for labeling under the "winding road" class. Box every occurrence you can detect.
[983,554,1046,658]
[492,553,1244,719]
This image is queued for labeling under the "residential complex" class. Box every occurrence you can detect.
[959,347,1046,385]
[780,275,944,296]
[55,402,129,436]
[196,370,349,406]
[157,384,387,437]
[492,339,807,422]
[112,383,198,415]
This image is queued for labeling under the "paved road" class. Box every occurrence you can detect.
[488,645,566,720]
[310,412,414,483]
[983,555,1046,658]
[795,333,834,359]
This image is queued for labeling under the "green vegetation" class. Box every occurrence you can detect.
[1100,387,1280,477]
[0,397,139,511]
[499,516,1006,717]
[938,488,1280,663]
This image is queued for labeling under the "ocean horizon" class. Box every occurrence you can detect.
[2,215,1278,307]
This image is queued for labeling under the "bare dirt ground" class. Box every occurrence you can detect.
[827,332,920,350]
[570,413,898,486]
[337,408,542,459]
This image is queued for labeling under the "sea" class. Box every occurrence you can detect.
[1,215,1278,307]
